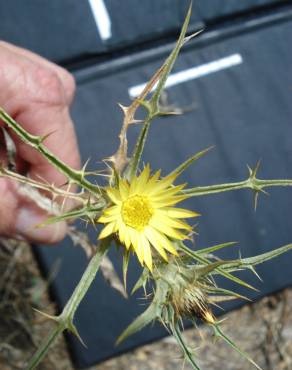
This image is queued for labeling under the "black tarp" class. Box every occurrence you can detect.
[33,9,292,368]
[0,0,290,63]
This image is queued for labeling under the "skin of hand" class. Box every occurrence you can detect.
[0,41,81,244]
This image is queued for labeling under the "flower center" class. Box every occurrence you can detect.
[122,195,153,230]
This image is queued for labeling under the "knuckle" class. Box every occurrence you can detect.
[35,67,66,106]
[61,69,76,97]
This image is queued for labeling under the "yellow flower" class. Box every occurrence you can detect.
[98,164,199,271]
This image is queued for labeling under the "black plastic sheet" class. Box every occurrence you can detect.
[34,11,292,368]
[0,0,288,63]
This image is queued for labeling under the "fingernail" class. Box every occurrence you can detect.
[16,207,67,244]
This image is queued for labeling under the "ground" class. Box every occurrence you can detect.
[0,238,291,370]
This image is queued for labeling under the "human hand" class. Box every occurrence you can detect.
[0,41,80,244]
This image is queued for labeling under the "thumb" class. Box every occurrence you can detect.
[0,178,67,244]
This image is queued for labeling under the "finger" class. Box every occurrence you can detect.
[11,104,81,188]
[0,47,81,188]
[0,41,76,105]
[0,178,67,244]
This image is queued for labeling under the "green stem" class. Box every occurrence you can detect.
[173,322,201,370]
[25,323,65,370]
[125,115,152,180]
[151,4,191,108]
[257,178,292,187]
[183,178,292,197]
[26,239,110,370]
[62,239,109,319]
[0,108,99,195]
[124,5,192,180]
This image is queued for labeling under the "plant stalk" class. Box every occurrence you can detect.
[183,178,292,197]
[25,239,110,370]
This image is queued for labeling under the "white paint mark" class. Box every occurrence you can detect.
[88,0,112,41]
[128,53,243,98]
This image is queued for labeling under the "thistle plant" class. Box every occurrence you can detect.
[0,6,292,370]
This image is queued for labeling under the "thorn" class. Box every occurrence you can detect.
[129,119,144,125]
[253,190,259,211]
[248,159,262,178]
[259,188,269,196]
[254,159,261,176]
[118,103,130,115]
[250,266,263,282]
[158,110,183,116]
[32,307,59,322]
[183,28,205,45]
[82,158,91,172]
[68,323,87,348]
[39,130,58,143]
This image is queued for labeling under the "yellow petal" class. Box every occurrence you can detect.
[124,226,131,249]
[137,164,151,187]
[147,172,177,195]
[144,228,168,261]
[103,205,120,216]
[150,184,186,200]
[143,169,161,191]
[140,234,152,271]
[150,218,187,240]
[152,195,189,208]
[129,229,144,265]
[129,176,139,195]
[98,213,118,223]
[144,226,178,256]
[119,178,130,200]
[98,222,116,239]
[163,207,200,218]
[106,188,122,204]
[152,213,192,231]
[118,220,127,244]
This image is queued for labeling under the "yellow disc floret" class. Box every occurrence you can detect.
[121,195,153,231]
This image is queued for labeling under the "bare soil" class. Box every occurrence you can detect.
[0,238,291,370]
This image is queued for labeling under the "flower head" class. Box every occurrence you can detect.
[98,164,199,270]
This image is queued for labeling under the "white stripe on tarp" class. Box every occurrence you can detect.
[88,0,112,40]
[128,53,243,98]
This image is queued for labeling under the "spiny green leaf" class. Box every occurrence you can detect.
[222,243,292,271]
[200,284,250,302]
[123,250,130,291]
[116,302,158,345]
[178,242,257,291]
[168,146,214,179]
[193,260,238,279]
[197,241,238,256]
[119,278,170,344]
[131,268,149,295]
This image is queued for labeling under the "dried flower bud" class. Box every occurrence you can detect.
[171,284,215,324]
